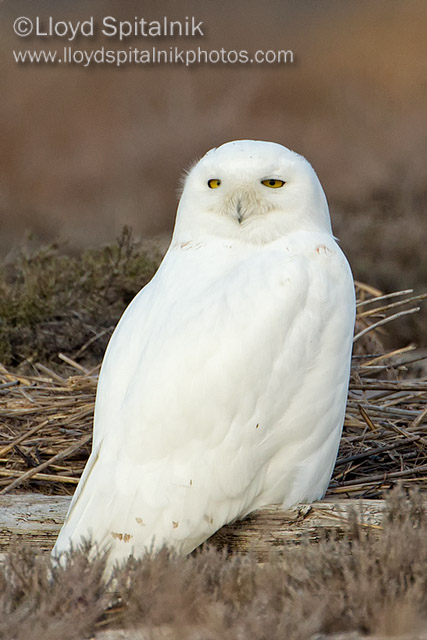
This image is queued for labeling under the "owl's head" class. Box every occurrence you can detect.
[174,140,332,244]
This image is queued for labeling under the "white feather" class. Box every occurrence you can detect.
[53,140,355,570]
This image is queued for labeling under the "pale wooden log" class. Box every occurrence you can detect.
[0,495,390,558]
[207,500,385,559]
[0,495,70,553]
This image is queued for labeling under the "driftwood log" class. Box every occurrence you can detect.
[0,495,387,559]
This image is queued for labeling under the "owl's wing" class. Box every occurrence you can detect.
[53,234,355,567]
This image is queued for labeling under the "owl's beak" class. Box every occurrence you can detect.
[236,200,243,224]
[226,191,254,224]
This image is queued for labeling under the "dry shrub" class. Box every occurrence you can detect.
[1,488,426,639]
[332,185,427,347]
[0,542,108,640]
[0,228,159,367]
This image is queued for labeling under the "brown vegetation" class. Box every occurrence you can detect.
[0,229,159,367]
[1,489,426,639]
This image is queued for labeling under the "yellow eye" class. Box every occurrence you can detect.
[261,179,285,189]
[208,179,221,189]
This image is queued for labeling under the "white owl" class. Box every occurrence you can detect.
[53,140,355,570]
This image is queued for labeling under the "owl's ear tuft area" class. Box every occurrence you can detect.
[176,159,199,199]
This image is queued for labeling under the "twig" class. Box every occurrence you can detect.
[335,435,420,467]
[411,406,427,430]
[0,420,50,457]
[0,434,91,494]
[363,345,416,366]
[356,288,413,308]
[58,353,89,373]
[35,363,67,385]
[357,293,427,318]
[331,462,427,489]
[353,307,420,342]
[72,328,110,359]
[0,469,79,484]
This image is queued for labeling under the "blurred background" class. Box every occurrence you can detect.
[1,0,426,344]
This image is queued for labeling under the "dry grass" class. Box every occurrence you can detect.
[0,283,426,498]
[1,489,426,639]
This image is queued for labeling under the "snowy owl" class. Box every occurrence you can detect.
[53,140,355,570]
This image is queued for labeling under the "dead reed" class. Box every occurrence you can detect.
[0,284,426,498]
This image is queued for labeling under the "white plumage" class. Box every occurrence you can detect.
[53,140,355,570]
